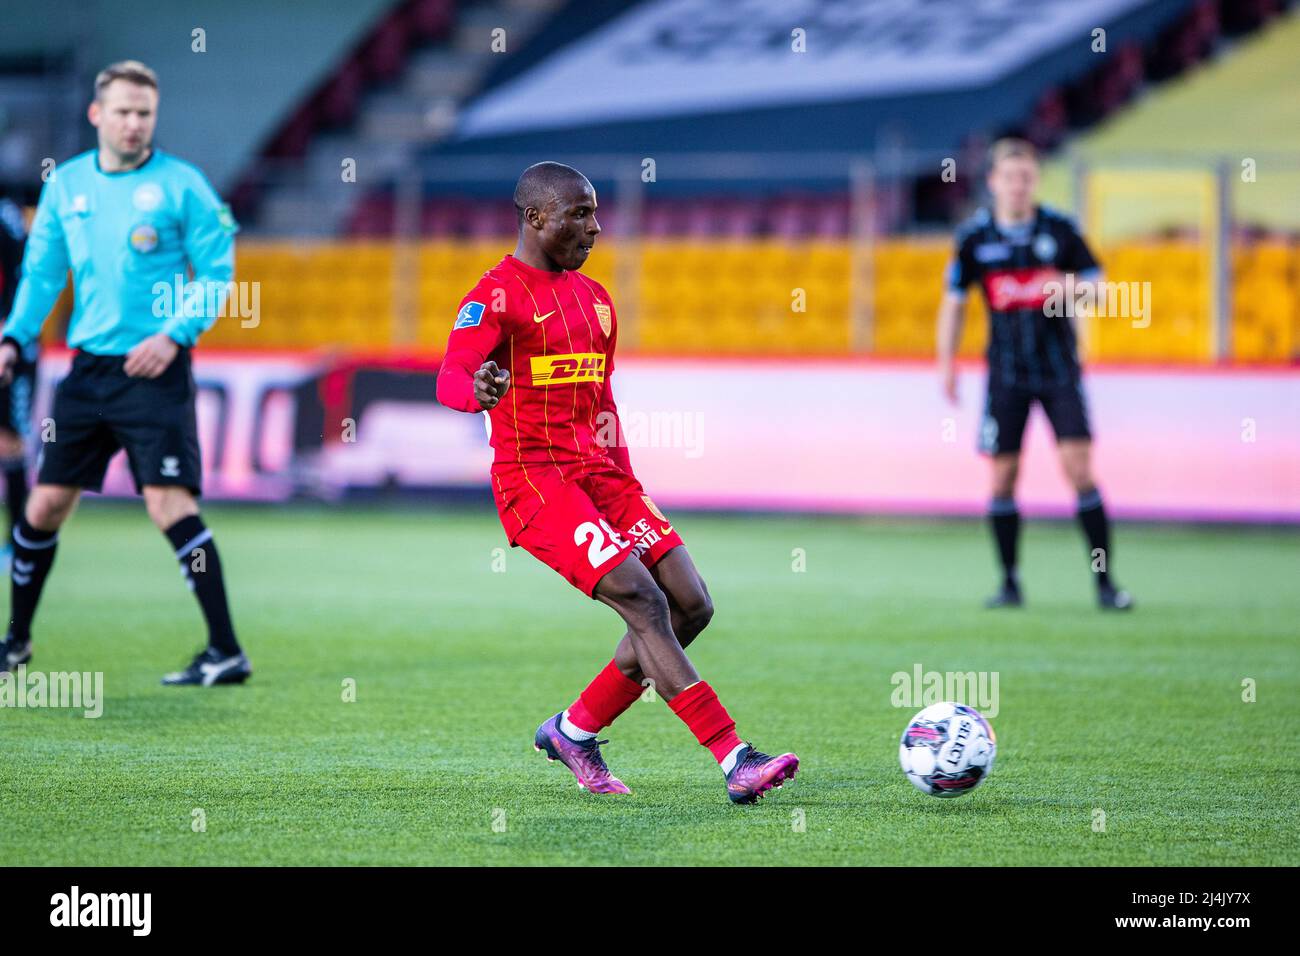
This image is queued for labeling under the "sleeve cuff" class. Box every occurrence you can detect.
[160,321,195,348]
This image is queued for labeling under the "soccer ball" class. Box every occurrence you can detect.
[898,701,997,797]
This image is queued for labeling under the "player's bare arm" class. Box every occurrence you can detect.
[936,290,965,404]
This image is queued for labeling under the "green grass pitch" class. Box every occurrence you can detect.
[2,502,1297,866]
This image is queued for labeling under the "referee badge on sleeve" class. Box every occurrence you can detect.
[216,203,239,234]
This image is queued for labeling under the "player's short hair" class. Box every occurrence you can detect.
[988,138,1038,169]
[94,61,159,100]
[513,162,591,227]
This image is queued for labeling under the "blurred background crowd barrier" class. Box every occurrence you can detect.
[2,0,1297,514]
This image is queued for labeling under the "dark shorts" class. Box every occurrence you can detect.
[37,349,202,495]
[979,379,1092,456]
[0,356,36,441]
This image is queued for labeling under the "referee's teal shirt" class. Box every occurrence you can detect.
[2,148,238,355]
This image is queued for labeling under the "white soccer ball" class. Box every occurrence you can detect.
[898,701,997,797]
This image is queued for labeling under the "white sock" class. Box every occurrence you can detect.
[720,743,747,775]
[559,710,598,741]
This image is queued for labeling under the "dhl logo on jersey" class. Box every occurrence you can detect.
[530,353,606,385]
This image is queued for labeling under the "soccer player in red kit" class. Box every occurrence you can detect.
[436,163,798,803]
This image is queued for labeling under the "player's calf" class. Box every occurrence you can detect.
[612,581,715,683]
[5,487,78,659]
[595,556,698,698]
[152,491,246,673]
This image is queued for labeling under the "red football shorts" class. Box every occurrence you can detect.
[491,457,684,597]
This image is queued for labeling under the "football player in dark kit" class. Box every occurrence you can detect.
[0,192,35,573]
[937,139,1133,611]
[0,61,251,683]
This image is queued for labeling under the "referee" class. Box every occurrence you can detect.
[0,61,250,685]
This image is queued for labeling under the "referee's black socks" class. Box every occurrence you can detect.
[9,516,58,644]
[1076,488,1112,589]
[3,457,28,536]
[165,515,241,657]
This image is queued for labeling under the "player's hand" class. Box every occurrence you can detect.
[941,362,959,405]
[124,332,180,379]
[0,341,17,386]
[474,360,510,410]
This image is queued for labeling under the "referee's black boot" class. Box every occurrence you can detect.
[161,646,251,687]
[1098,583,1134,611]
[0,632,32,674]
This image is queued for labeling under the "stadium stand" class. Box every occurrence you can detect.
[0,0,398,194]
[3,0,1295,361]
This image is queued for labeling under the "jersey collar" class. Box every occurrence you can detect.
[94,147,159,177]
[990,205,1041,243]
[504,254,567,282]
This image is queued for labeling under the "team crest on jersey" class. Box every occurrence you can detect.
[1033,233,1058,262]
[530,353,604,385]
[129,224,159,253]
[642,496,667,522]
[133,183,163,211]
[594,303,612,336]
[454,301,485,329]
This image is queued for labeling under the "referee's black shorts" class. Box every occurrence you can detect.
[37,348,202,495]
[978,378,1092,456]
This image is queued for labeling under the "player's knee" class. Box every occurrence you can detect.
[143,486,198,530]
[26,487,77,530]
[0,431,23,459]
[600,563,672,630]
[992,472,1017,499]
[679,590,714,638]
[625,579,671,628]
[1059,453,1092,492]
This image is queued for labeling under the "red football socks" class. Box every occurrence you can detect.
[668,681,743,764]
[567,659,645,733]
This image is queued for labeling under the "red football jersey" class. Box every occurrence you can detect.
[436,254,631,471]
